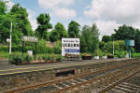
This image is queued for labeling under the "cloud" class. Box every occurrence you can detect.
[38,0,76,19]
[27,9,38,30]
[96,20,120,40]
[54,8,76,19]
[38,0,74,9]
[3,0,14,10]
[84,0,140,39]
[84,0,140,24]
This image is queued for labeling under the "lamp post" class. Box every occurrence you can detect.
[113,39,114,56]
[9,22,12,55]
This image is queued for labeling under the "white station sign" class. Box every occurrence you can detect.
[61,38,80,56]
[22,36,38,42]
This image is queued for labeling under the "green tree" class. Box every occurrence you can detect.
[102,35,112,42]
[112,25,136,40]
[0,1,7,43]
[53,40,61,54]
[135,29,140,52]
[49,30,59,42]
[55,22,67,39]
[112,25,140,52]
[36,13,52,40]
[68,20,80,38]
[102,40,127,57]
[0,0,7,15]
[0,3,33,44]
[10,4,32,36]
[6,4,33,44]
[49,22,67,42]
[0,14,11,43]
[80,24,99,54]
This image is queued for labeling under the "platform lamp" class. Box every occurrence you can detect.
[7,22,13,63]
[125,40,135,58]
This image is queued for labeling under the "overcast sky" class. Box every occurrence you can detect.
[4,0,140,39]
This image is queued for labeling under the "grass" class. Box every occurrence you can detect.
[0,51,61,59]
[0,51,26,59]
[0,51,10,59]
[132,52,140,58]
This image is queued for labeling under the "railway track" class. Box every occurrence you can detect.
[106,82,140,93]
[4,59,140,93]
[51,63,140,93]
[98,69,140,93]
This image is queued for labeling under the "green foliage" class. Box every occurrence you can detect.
[10,55,33,64]
[102,35,112,42]
[113,25,136,40]
[0,14,11,43]
[68,20,80,38]
[49,22,68,42]
[95,48,104,56]
[49,30,60,42]
[11,55,23,65]
[10,4,33,36]
[24,56,33,63]
[36,39,47,53]
[0,3,33,44]
[35,54,63,62]
[132,52,140,58]
[101,40,127,57]
[0,51,9,58]
[80,24,99,54]
[112,25,140,52]
[36,13,52,40]
[0,0,7,15]
[135,30,140,52]
[56,55,63,61]
[115,50,127,58]
[0,45,8,52]
[53,41,61,54]
[55,22,68,39]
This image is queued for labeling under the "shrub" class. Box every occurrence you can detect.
[0,45,8,52]
[56,55,63,61]
[25,56,33,63]
[53,41,61,54]
[11,56,23,65]
[132,52,140,58]
[115,50,127,58]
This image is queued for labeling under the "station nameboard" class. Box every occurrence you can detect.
[125,40,135,47]
[61,38,80,56]
[22,36,38,42]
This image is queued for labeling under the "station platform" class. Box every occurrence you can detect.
[0,58,129,76]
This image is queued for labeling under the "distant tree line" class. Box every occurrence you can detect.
[102,25,140,52]
[0,1,99,54]
[0,1,140,56]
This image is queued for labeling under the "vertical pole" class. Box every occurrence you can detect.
[113,39,114,56]
[129,47,131,59]
[22,41,24,56]
[9,22,12,55]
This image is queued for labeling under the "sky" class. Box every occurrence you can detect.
[3,0,140,39]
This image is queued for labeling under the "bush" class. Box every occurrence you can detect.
[53,41,61,54]
[25,56,33,63]
[115,50,127,58]
[11,56,23,65]
[132,52,140,58]
[56,55,63,61]
[101,40,127,58]
[0,45,8,52]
